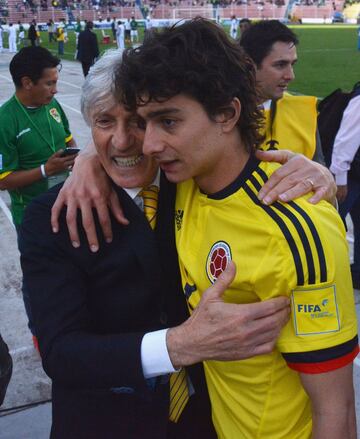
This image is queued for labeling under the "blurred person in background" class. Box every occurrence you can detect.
[0,46,78,348]
[76,21,99,77]
[330,89,360,290]
[8,23,17,53]
[57,25,65,55]
[28,20,37,47]
[47,19,55,43]
[240,21,324,166]
[239,18,251,35]
[229,15,238,40]
[116,20,125,50]
[130,16,138,44]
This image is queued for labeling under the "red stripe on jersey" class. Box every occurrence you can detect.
[286,344,359,374]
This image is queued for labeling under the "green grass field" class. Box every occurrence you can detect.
[2,24,360,98]
[289,25,360,97]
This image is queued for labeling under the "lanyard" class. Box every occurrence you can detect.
[14,95,56,153]
[264,99,279,151]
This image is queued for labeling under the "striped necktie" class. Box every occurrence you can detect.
[139,185,159,230]
[169,368,190,422]
[139,185,189,422]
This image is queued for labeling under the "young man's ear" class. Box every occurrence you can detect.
[215,98,241,133]
[21,76,33,90]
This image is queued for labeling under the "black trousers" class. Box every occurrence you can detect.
[81,61,93,77]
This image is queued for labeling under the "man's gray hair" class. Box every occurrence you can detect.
[81,49,123,125]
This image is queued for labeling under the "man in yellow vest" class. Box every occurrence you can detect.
[240,20,321,162]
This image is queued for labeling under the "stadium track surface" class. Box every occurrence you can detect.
[0,50,359,439]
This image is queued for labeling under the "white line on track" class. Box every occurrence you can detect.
[0,73,13,83]
[57,94,81,98]
[0,73,81,91]
[57,100,81,114]
[0,195,14,228]
[302,48,353,52]
[58,79,82,89]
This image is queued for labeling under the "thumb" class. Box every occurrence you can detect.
[203,260,236,302]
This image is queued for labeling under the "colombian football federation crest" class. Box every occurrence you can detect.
[206,241,232,284]
[49,108,61,123]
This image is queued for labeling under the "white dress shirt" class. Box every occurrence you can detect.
[330,95,360,185]
[123,171,177,379]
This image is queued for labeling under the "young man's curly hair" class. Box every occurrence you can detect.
[116,17,264,152]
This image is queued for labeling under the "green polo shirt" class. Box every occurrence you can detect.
[0,95,72,225]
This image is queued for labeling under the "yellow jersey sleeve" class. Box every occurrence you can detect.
[253,196,358,373]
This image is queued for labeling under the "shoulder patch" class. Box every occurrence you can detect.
[292,284,340,336]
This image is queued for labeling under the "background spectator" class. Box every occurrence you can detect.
[76,20,99,76]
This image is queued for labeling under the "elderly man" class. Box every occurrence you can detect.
[19,49,289,439]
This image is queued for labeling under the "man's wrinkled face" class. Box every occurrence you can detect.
[256,41,297,102]
[91,103,158,189]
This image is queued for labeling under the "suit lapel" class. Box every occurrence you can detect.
[112,178,186,324]
[114,186,164,295]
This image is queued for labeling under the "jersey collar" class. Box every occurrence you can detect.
[205,154,260,200]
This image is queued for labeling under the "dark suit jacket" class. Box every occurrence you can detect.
[19,175,216,439]
[76,28,99,64]
[28,24,37,42]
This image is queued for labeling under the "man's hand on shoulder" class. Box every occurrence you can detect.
[166,262,290,368]
[51,146,129,252]
[256,149,337,206]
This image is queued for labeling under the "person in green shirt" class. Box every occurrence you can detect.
[75,18,82,45]
[130,17,138,44]
[0,46,78,341]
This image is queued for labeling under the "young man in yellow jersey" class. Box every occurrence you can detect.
[116,18,358,439]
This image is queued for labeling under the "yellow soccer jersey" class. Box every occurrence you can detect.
[175,156,358,439]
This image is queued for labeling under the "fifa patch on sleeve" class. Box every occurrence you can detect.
[291,284,340,336]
